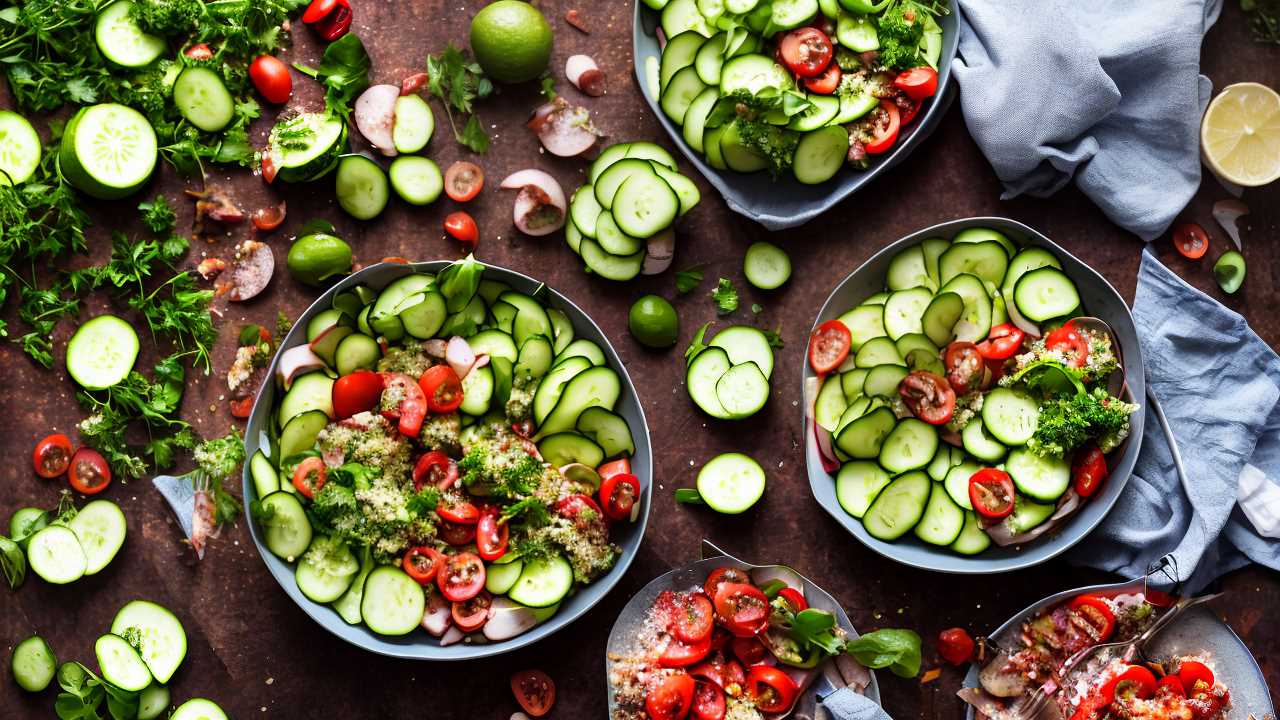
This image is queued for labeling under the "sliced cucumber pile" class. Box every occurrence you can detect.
[265,111,349,184]
[686,325,775,420]
[566,141,701,281]
[24,498,128,584]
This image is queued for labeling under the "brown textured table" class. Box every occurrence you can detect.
[3,1,1278,718]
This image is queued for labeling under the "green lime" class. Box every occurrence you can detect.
[629,295,679,348]
[469,0,553,84]
[287,233,352,286]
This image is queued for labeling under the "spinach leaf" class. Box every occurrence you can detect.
[844,628,923,678]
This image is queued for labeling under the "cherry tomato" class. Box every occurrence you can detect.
[1172,222,1209,260]
[804,62,841,94]
[553,494,607,534]
[893,66,938,100]
[598,457,632,482]
[251,201,287,232]
[645,672,695,720]
[261,153,278,183]
[722,659,746,688]
[778,27,833,78]
[444,211,479,247]
[438,520,476,546]
[476,508,509,561]
[511,670,556,717]
[229,396,254,418]
[418,365,464,414]
[809,319,852,374]
[413,450,458,491]
[249,55,292,104]
[863,100,901,155]
[898,95,921,125]
[1044,320,1089,368]
[401,72,429,96]
[1072,443,1108,498]
[898,371,956,425]
[452,590,492,631]
[937,627,975,665]
[33,434,73,478]
[291,456,327,499]
[704,566,751,600]
[731,636,767,666]
[969,468,1016,520]
[599,472,640,521]
[977,323,1025,361]
[745,665,799,714]
[445,161,485,202]
[944,341,985,394]
[68,447,110,495]
[692,680,726,720]
[777,587,807,613]
[437,495,481,524]
[660,633,713,668]
[1158,674,1186,697]
[378,372,427,436]
[303,0,351,41]
[1103,665,1157,704]
[670,592,716,643]
[1177,660,1215,694]
[403,546,444,585]
[438,551,485,602]
[333,370,384,419]
[713,583,770,637]
[1068,594,1116,643]
[184,43,213,61]
[301,0,338,23]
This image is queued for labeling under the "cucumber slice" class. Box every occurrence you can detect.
[720,120,772,173]
[1001,247,1061,299]
[694,33,728,84]
[67,500,127,576]
[1007,449,1071,502]
[594,158,655,210]
[913,482,965,546]
[66,314,139,390]
[650,163,701,217]
[565,221,584,254]
[576,406,635,457]
[727,0,760,12]
[661,0,712,38]
[838,304,888,350]
[267,112,347,183]
[172,699,228,720]
[257,492,313,561]
[11,636,56,692]
[535,366,621,438]
[661,65,708,124]
[470,329,519,363]
[835,406,896,459]
[392,94,434,153]
[515,334,555,379]
[696,452,766,514]
[596,211,644,255]
[921,237,950,285]
[336,155,389,220]
[686,347,733,419]
[1013,267,1081,322]
[110,600,187,684]
[59,104,157,199]
[173,67,235,133]
[137,683,170,720]
[939,241,1010,287]
[938,274,992,343]
[921,292,964,347]
[589,143,631,184]
[840,368,868,398]
[791,124,849,184]
[335,333,382,375]
[485,557,525,595]
[814,375,849,432]
[388,156,443,205]
[250,450,279,499]
[295,537,358,604]
[709,325,775,379]
[944,461,982,510]
[961,417,1007,462]
[925,443,952,481]
[981,388,1039,445]
[788,95,840,131]
[579,238,644,281]
[570,185,604,238]
[307,307,353,341]
[533,356,592,424]
[537,432,605,468]
[660,32,707,90]
[0,111,41,186]
[625,141,679,169]
[95,1,165,68]
[95,634,152,692]
[720,54,792,95]
[612,172,680,238]
[771,0,819,29]
[834,461,891,519]
[508,554,574,607]
[950,511,992,555]
[886,245,934,292]
[833,91,878,124]
[715,361,770,418]
[547,309,574,353]
[459,364,495,416]
[854,336,903,368]
[703,124,729,170]
[862,471,929,541]
[558,338,606,366]
[360,567,425,635]
[895,333,938,359]
[836,12,879,52]
[862,364,907,398]
[27,525,87,584]
[882,287,933,340]
[879,418,938,473]
[398,291,448,339]
[953,227,1017,257]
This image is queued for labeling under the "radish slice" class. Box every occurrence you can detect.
[566,54,607,97]
[483,597,541,641]
[530,98,599,157]
[500,169,564,194]
[642,228,675,275]
[751,566,804,593]
[354,84,399,156]
[446,336,476,379]
[440,625,466,646]
[276,345,325,390]
[502,170,567,237]
[421,592,452,636]
[472,353,491,371]
[225,240,274,302]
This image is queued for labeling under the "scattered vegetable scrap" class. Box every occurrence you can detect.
[502,169,567,236]
[566,54,607,96]
[565,9,589,33]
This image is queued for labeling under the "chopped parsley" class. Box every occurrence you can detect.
[675,265,705,294]
[425,44,495,153]
[1028,387,1138,458]
[711,278,739,315]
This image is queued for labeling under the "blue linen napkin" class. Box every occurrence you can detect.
[952,0,1222,241]
[1067,249,1280,591]
[822,687,895,720]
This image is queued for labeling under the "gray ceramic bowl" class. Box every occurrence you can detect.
[241,260,653,659]
[802,217,1146,574]
[632,4,960,230]
[962,577,1275,720]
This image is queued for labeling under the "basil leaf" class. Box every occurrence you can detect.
[0,536,25,590]
[844,628,923,678]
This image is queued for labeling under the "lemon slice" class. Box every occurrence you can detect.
[1201,82,1280,187]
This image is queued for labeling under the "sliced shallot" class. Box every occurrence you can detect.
[1212,199,1249,251]
[354,84,400,156]
[276,345,326,390]
[528,97,599,157]
[224,240,275,302]
[446,336,476,379]
[502,169,567,236]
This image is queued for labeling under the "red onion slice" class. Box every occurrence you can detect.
[446,336,476,379]
[276,345,326,390]
[502,169,567,236]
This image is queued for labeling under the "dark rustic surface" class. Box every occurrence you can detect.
[3,1,1278,718]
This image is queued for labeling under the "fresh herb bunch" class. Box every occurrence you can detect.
[292,33,371,116]
[708,90,808,176]
[876,0,948,70]
[1242,0,1280,43]
[192,428,246,524]
[712,277,739,315]
[426,44,495,153]
[1028,386,1138,458]
[77,354,197,479]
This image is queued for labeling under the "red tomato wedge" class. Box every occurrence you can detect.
[944,341,985,395]
[403,546,444,585]
[804,62,841,95]
[646,672,695,720]
[692,680,726,720]
[413,450,458,491]
[249,55,292,104]
[899,371,955,425]
[746,665,799,714]
[33,433,73,478]
[598,457,632,482]
[671,592,715,643]
[969,468,1015,519]
[704,566,751,600]
[777,27,833,78]
[660,633,713,667]
[977,323,1025,361]
[938,627,975,665]
[713,583,770,637]
[379,372,427,436]
[1177,660,1215,693]
[291,456,327,499]
[418,365,464,414]
[452,590,492,631]
[476,508,509,561]
[333,370,384,419]
[1072,443,1108,498]
[893,66,938,100]
[809,319,852,374]
[444,211,479,247]
[438,552,485,602]
[511,670,556,717]
[445,161,485,202]
[1044,320,1090,368]
[864,100,901,155]
[1068,594,1116,642]
[599,472,640,521]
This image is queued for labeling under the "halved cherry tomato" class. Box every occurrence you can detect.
[1071,443,1108,498]
[893,66,938,100]
[249,55,292,104]
[413,451,458,491]
[1177,660,1215,693]
[379,372,427,436]
[476,508,509,561]
[731,636,767,666]
[746,665,799,714]
[722,659,746,688]
[229,396,254,418]
[899,371,955,425]
[898,96,921,125]
[705,566,751,601]
[439,520,476,546]
[452,590,492,631]
[646,672,695,720]
[671,593,716,643]
[1172,222,1209,260]
[692,680,726,720]
[333,370,384,419]
[969,468,1015,520]
[511,670,556,717]
[418,365,464,414]
[444,211,479,247]
[445,161,485,202]
[403,546,445,585]
[553,494,607,533]
[778,27,833,78]
[713,583,770,637]
[864,100,901,155]
[804,62,841,94]
[1158,674,1186,697]
[1068,594,1116,643]
[777,587,807,613]
[437,495,481,524]
[709,628,732,654]
[598,457,632,482]
[938,627,975,665]
[977,323,1025,361]
[599,472,640,521]
[944,341,985,394]
[1103,665,1157,704]
[251,201,287,232]
[305,0,351,41]
[261,153,278,183]
[660,633,713,667]
[33,434,73,478]
[438,551,485,602]
[809,319,852,374]
[68,447,110,495]
[291,457,327,498]
[1044,321,1089,368]
[301,0,338,23]
[184,43,213,61]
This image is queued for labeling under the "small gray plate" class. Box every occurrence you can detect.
[241,260,653,660]
[802,217,1146,574]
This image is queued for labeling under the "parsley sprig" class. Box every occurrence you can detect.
[426,44,495,153]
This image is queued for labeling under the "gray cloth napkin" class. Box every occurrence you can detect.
[1068,249,1280,591]
[952,0,1221,241]
[822,687,894,720]
[153,474,197,543]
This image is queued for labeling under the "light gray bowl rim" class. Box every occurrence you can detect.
[241,259,654,660]
[801,217,1147,574]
